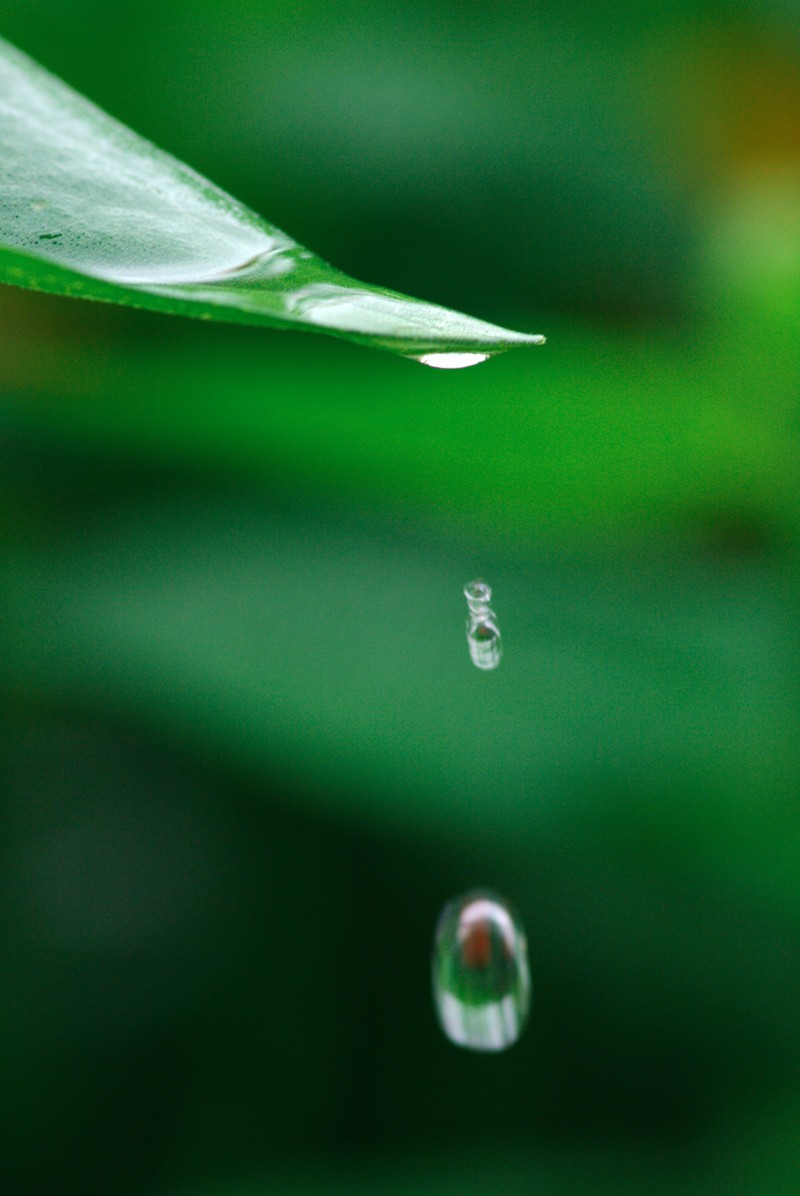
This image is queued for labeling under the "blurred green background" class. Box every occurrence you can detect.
[1,2,799,1193]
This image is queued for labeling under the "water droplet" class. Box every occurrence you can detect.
[415,352,491,369]
[432,890,531,1052]
[464,579,502,670]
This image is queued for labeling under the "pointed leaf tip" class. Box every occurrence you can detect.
[0,36,545,358]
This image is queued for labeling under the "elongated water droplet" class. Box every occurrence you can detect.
[464,579,502,670]
[415,352,491,369]
[432,890,531,1052]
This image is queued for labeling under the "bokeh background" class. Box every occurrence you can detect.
[1,2,799,1193]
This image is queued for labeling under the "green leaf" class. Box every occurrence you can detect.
[0,36,544,361]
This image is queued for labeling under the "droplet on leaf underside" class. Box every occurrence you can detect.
[415,351,491,369]
[412,336,544,368]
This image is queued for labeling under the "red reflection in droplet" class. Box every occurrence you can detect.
[461,915,492,970]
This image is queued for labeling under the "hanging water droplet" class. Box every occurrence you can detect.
[464,579,502,670]
[432,889,531,1052]
[414,351,491,369]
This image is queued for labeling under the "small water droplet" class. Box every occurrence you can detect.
[414,352,491,369]
[432,890,531,1052]
[464,579,502,670]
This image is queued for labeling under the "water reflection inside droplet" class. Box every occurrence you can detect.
[464,579,502,670]
[432,890,531,1052]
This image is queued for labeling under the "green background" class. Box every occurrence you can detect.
[1,2,798,1193]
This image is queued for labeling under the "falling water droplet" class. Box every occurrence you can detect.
[432,890,531,1052]
[415,351,491,369]
[464,579,502,670]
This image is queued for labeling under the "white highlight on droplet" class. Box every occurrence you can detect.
[416,352,490,369]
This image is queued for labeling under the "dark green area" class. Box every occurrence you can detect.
[0,2,798,1194]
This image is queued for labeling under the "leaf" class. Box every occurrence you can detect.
[0,37,545,361]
